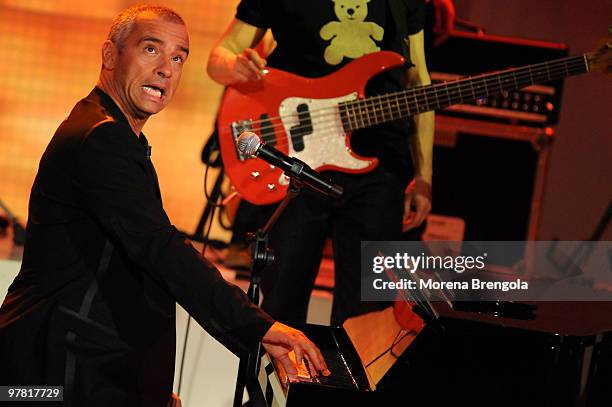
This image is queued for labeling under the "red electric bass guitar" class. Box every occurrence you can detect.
[217,37,611,205]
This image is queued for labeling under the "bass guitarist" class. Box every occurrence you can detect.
[207,0,435,326]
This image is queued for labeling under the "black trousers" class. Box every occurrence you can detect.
[261,168,407,326]
[230,200,276,245]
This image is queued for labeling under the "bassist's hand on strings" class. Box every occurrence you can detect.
[207,18,270,86]
[210,47,265,84]
[233,47,267,82]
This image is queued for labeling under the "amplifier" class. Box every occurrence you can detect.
[427,31,569,127]
[422,116,553,266]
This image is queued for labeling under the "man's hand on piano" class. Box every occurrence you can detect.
[262,322,331,378]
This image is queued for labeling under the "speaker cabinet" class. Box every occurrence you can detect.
[426,116,552,263]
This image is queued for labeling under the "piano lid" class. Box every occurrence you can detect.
[434,301,612,338]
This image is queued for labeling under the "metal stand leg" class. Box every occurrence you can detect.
[233,181,303,407]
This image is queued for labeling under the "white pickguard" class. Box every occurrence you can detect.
[278,93,373,172]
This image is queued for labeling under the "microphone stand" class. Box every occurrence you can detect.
[233,179,304,407]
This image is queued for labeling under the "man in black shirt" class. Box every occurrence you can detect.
[0,5,328,406]
[208,0,435,325]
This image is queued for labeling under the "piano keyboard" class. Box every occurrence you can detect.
[256,324,373,407]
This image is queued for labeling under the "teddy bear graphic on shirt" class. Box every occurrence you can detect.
[319,0,384,65]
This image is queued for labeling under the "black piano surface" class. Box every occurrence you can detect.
[263,302,612,407]
[377,301,612,407]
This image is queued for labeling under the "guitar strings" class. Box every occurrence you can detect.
[220,57,585,138]
[218,59,586,152]
[233,67,584,145]
[224,56,585,131]
[218,58,586,149]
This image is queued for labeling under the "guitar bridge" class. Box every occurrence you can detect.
[231,120,253,161]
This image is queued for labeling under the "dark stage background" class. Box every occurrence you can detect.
[0,0,610,241]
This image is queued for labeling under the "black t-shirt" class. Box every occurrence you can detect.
[236,0,425,181]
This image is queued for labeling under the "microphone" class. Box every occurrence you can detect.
[237,132,343,199]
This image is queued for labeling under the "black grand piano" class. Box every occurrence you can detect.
[252,301,612,407]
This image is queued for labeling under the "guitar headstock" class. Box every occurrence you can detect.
[587,27,612,75]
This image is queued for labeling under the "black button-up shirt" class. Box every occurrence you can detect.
[0,88,274,406]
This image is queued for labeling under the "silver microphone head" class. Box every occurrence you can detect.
[237,131,262,156]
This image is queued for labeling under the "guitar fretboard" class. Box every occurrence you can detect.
[339,55,589,131]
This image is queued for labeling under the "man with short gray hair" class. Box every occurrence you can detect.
[0,5,328,406]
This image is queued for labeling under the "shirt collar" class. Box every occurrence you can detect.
[89,87,150,149]
[92,87,129,125]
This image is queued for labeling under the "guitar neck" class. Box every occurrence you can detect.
[340,54,590,131]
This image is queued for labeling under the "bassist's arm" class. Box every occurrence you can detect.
[207,19,268,85]
[403,29,435,231]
